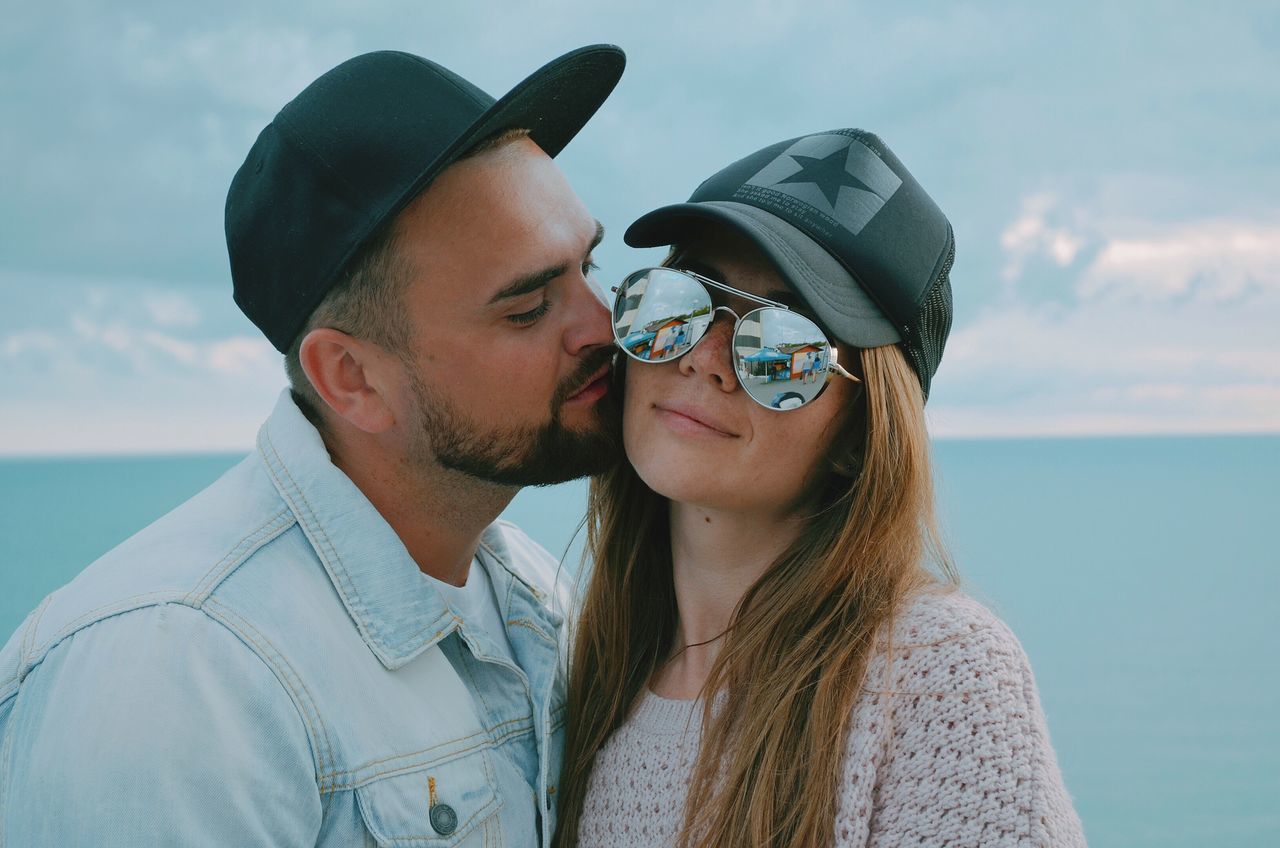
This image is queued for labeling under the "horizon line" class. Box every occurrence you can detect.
[2,428,1277,462]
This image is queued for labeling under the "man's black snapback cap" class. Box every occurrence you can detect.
[226,45,626,353]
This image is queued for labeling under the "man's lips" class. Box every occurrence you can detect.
[655,401,739,437]
[566,363,612,402]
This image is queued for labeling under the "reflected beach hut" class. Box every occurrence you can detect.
[777,343,824,377]
[741,347,793,381]
[614,267,714,361]
[621,330,658,358]
[649,317,690,358]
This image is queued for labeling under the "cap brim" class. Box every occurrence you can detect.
[385,45,624,239]
[626,200,903,348]
[452,43,626,163]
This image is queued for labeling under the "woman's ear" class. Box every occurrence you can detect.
[827,372,868,480]
[828,443,864,479]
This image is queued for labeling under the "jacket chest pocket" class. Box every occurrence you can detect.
[356,751,504,847]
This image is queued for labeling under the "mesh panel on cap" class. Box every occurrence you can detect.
[901,243,954,402]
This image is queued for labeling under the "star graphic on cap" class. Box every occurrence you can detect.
[776,148,875,207]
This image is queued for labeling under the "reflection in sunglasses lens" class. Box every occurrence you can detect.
[613,272,834,411]
[734,308,829,410]
[612,270,713,362]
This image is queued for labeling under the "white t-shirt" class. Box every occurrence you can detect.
[425,557,516,663]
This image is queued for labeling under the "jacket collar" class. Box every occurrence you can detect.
[256,391,460,670]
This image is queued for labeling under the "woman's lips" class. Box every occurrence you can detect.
[654,402,738,437]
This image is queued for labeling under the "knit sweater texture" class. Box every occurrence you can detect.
[576,589,1086,847]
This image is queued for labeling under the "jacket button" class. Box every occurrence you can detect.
[430,803,458,836]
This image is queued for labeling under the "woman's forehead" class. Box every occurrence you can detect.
[667,229,848,350]
[670,235,800,307]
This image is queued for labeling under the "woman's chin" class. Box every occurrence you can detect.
[626,430,699,485]
[628,458,704,502]
[628,462,751,513]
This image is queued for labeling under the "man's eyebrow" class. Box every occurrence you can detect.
[488,220,605,305]
[488,266,563,304]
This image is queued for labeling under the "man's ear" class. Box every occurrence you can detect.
[298,328,397,434]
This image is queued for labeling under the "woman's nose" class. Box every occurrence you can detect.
[678,312,739,393]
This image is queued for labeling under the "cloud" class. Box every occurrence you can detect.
[114,21,353,114]
[6,313,277,381]
[998,193,1085,282]
[0,292,283,455]
[928,401,1280,439]
[0,268,284,431]
[933,208,1280,437]
[140,330,199,365]
[1077,221,1280,303]
[207,336,276,374]
[143,293,202,327]
[0,397,277,457]
[2,330,59,358]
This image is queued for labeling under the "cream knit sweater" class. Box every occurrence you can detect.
[576,589,1086,847]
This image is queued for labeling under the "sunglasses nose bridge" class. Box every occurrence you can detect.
[710,304,741,323]
[673,304,736,351]
[701,305,742,349]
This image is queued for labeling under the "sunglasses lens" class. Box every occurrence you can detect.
[612,269,713,362]
[734,308,833,410]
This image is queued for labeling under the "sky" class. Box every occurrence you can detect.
[2,0,1278,455]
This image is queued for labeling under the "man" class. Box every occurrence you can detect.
[0,45,624,845]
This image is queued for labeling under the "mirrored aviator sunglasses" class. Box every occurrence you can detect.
[610,267,861,411]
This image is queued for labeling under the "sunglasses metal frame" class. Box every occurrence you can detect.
[610,266,862,411]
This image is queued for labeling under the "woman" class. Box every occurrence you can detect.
[555,130,1085,847]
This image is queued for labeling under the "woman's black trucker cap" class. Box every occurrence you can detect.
[226,45,626,353]
[626,129,954,400]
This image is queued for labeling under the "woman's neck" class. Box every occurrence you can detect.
[651,501,804,700]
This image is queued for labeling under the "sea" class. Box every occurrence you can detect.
[1,435,1276,846]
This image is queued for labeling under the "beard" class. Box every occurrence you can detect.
[406,346,623,487]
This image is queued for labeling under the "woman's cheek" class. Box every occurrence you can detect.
[622,367,658,466]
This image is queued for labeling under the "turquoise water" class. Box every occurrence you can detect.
[1,436,1276,845]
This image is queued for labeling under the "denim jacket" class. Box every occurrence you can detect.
[0,391,571,846]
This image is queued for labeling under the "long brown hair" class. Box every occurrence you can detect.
[555,340,955,848]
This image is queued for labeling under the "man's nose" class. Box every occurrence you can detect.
[563,277,614,357]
